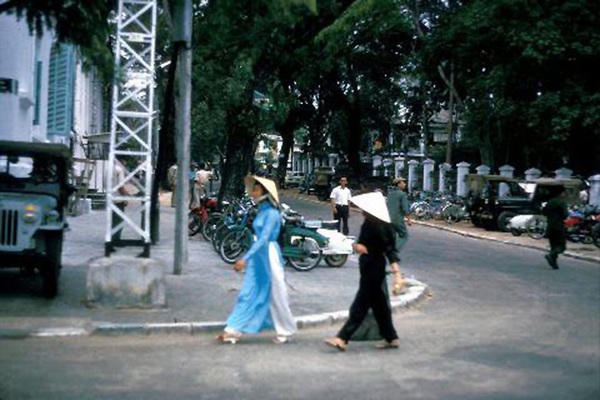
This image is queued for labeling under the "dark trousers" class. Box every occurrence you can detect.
[337,256,398,343]
[335,204,349,235]
[548,228,566,261]
[393,223,409,254]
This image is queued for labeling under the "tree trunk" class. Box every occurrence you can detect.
[219,110,257,202]
[150,43,179,243]
[276,126,295,188]
[345,61,362,178]
[346,100,362,178]
[445,62,455,164]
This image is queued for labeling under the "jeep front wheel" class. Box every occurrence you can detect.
[42,233,63,298]
[41,263,59,299]
[497,211,517,232]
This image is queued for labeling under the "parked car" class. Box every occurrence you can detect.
[284,171,305,188]
[465,174,581,232]
[0,141,73,298]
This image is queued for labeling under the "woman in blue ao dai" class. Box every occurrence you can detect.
[216,176,296,344]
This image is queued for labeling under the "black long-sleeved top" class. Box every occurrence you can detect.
[357,215,400,268]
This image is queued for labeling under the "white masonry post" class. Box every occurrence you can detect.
[423,159,435,191]
[554,167,573,180]
[476,164,491,175]
[589,174,600,206]
[439,163,451,193]
[525,168,542,181]
[498,164,515,197]
[456,161,470,197]
[408,159,419,191]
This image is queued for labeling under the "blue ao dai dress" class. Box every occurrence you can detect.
[225,201,297,336]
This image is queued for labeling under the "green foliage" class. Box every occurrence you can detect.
[422,0,600,174]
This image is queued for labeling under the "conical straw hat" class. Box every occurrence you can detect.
[350,191,391,223]
[244,175,280,204]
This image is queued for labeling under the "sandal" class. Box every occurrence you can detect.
[215,332,241,344]
[324,337,347,352]
[374,339,399,349]
[272,335,291,344]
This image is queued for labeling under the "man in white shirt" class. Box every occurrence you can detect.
[195,163,213,199]
[330,176,352,235]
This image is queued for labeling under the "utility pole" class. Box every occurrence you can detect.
[172,0,192,275]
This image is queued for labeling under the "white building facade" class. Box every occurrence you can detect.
[0,13,106,147]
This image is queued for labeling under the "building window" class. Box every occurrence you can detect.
[33,61,42,125]
[47,43,75,136]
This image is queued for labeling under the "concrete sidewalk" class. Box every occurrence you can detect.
[0,198,429,339]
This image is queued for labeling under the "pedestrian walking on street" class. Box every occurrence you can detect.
[167,162,177,208]
[325,192,401,351]
[386,177,411,294]
[330,176,352,235]
[542,186,568,270]
[106,157,133,252]
[216,176,296,344]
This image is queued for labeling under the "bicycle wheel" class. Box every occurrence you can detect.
[212,223,232,252]
[202,213,224,241]
[526,215,547,240]
[413,203,430,220]
[188,211,202,236]
[592,223,600,248]
[442,204,461,224]
[220,228,252,264]
[286,237,323,272]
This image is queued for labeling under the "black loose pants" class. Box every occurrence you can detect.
[337,254,398,342]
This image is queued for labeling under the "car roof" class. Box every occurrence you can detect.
[0,140,71,160]
[466,174,521,183]
[530,178,582,187]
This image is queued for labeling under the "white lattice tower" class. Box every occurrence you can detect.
[106,0,157,256]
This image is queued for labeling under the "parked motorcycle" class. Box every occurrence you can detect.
[188,195,219,236]
[565,206,599,245]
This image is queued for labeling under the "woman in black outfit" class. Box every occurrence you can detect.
[325,192,401,351]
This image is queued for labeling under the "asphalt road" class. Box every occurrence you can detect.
[0,193,599,400]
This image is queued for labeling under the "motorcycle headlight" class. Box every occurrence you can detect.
[22,204,40,223]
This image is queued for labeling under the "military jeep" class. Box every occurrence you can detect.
[466,174,582,232]
[0,141,72,298]
[466,174,538,231]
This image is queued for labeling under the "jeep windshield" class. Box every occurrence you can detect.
[498,181,529,198]
[0,155,60,184]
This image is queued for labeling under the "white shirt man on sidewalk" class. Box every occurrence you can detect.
[330,176,352,235]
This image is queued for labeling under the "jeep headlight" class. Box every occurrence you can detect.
[45,210,60,224]
[22,204,40,223]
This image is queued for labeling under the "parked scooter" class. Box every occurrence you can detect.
[280,212,329,271]
[302,219,355,267]
[219,204,330,269]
